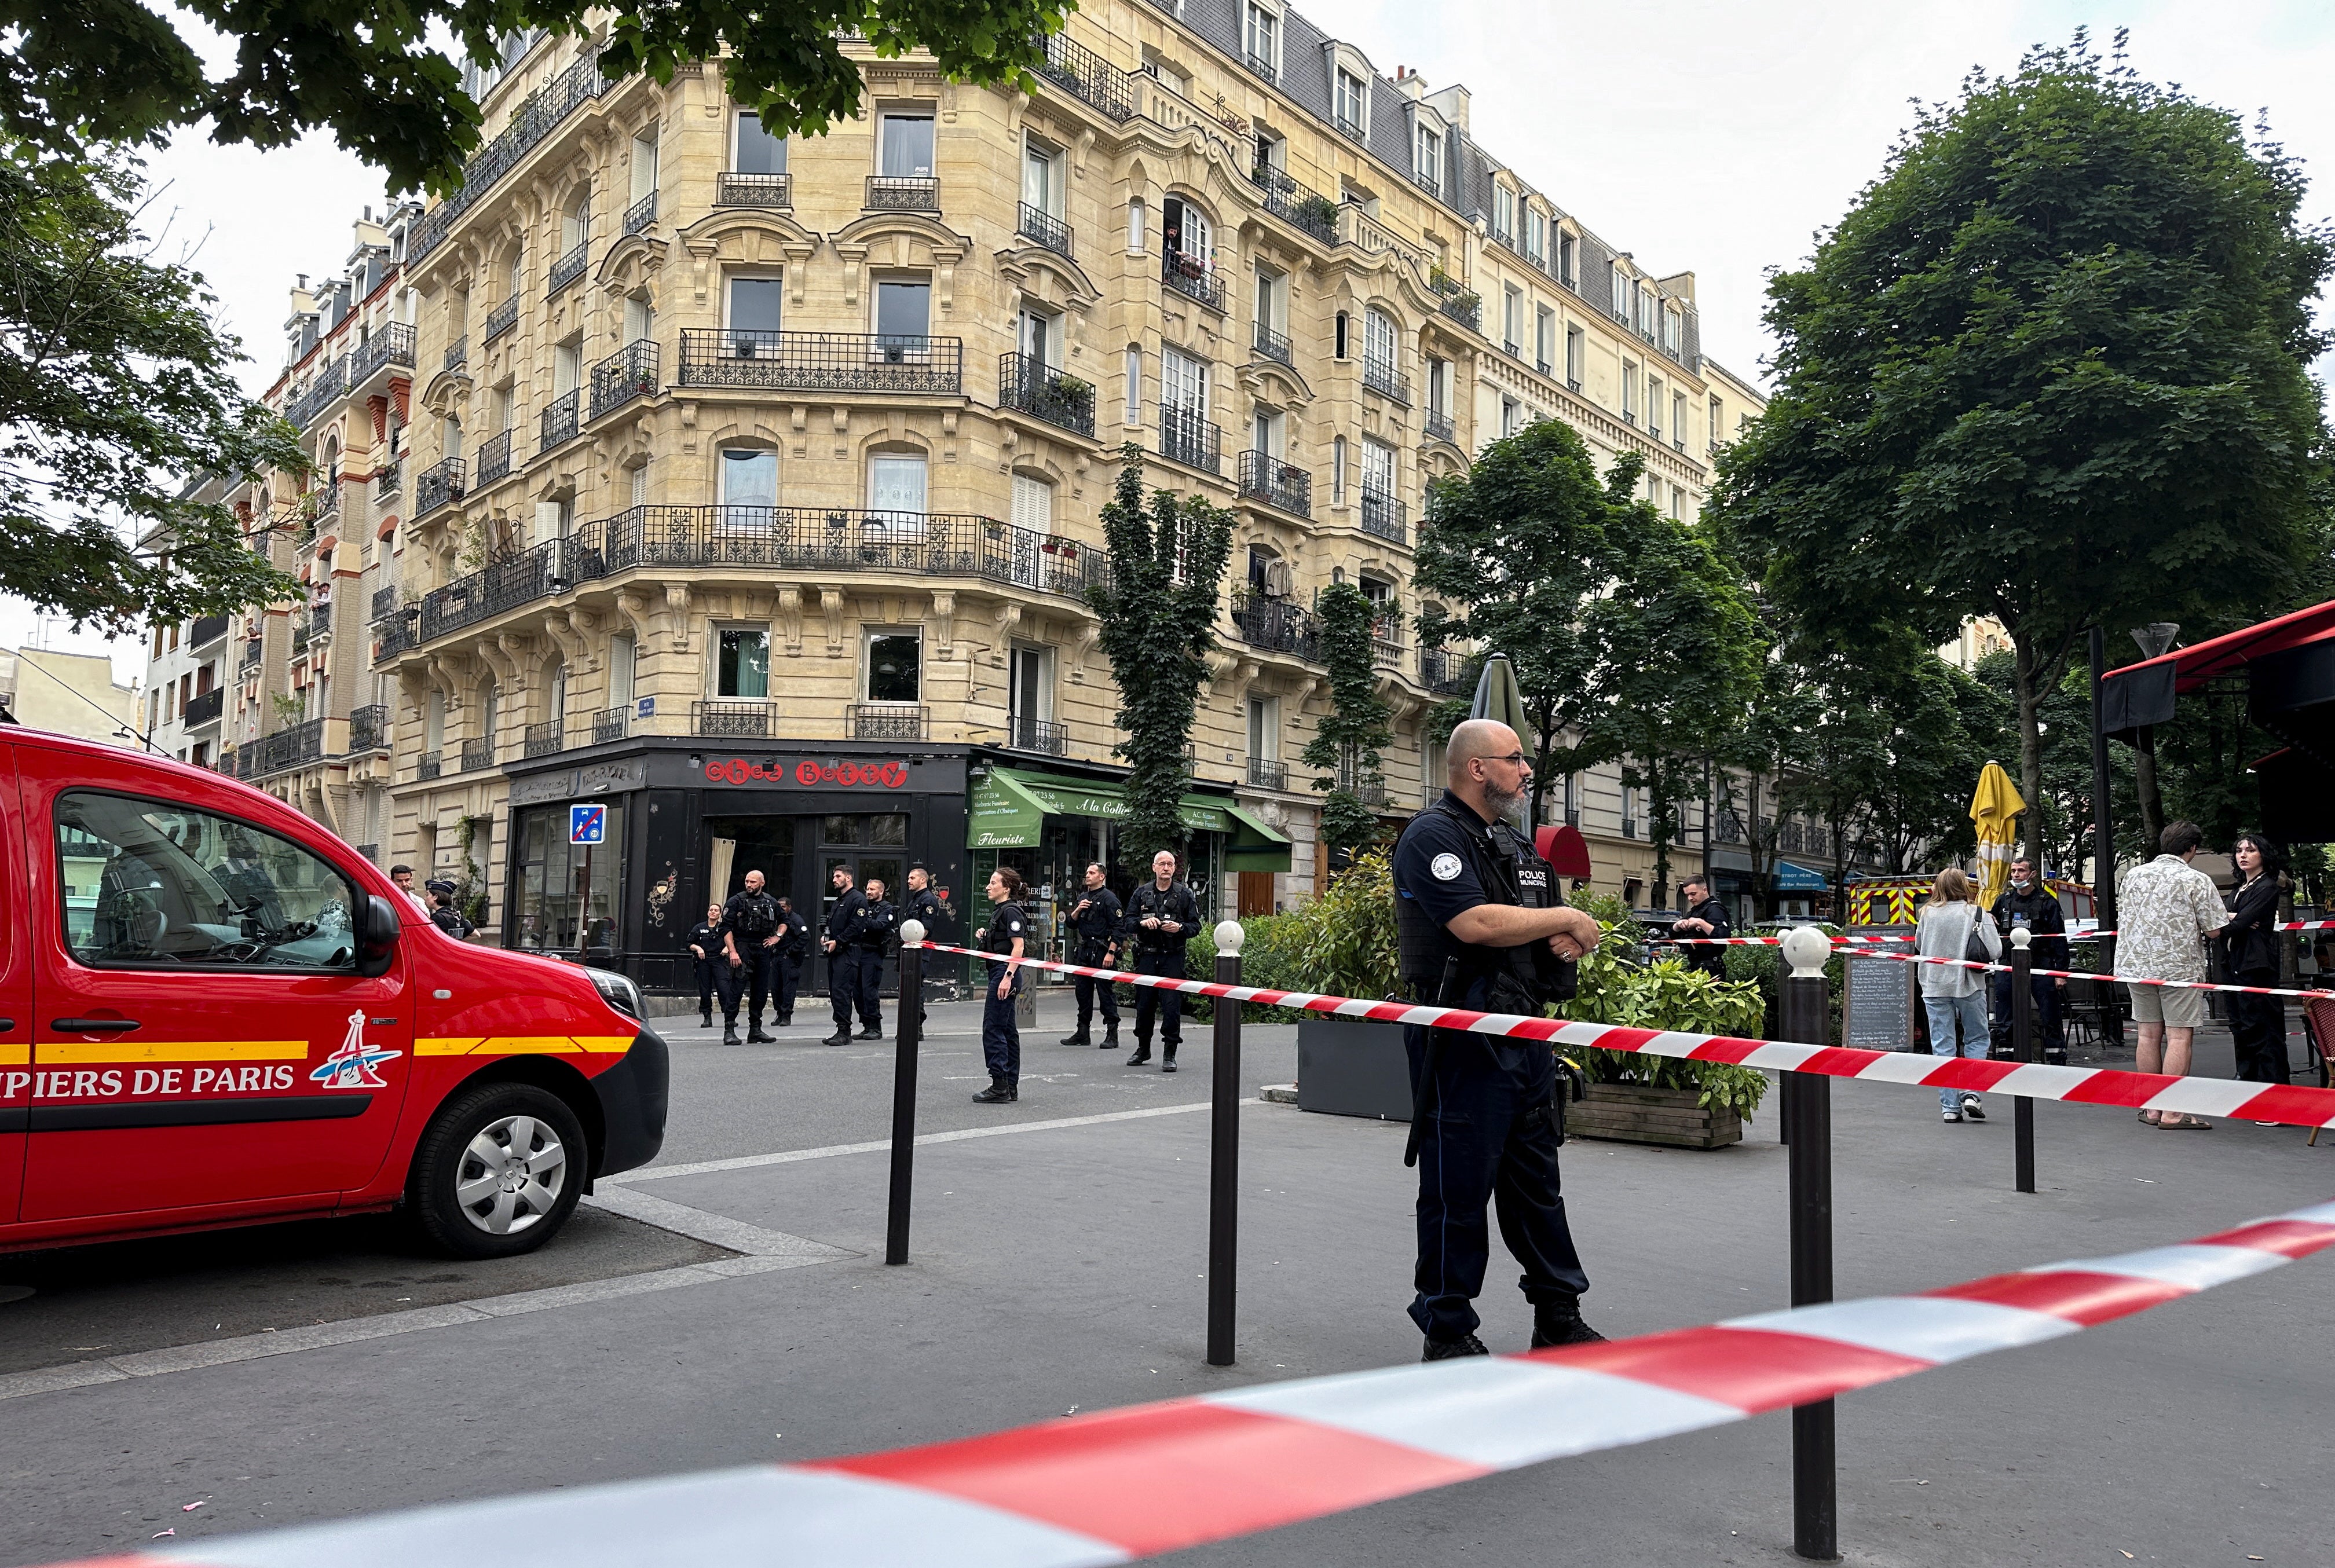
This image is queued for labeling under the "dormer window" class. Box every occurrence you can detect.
[1413,124,1441,195]
[1334,68,1367,138]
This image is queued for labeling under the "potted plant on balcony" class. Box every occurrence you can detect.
[1293,193,1340,235]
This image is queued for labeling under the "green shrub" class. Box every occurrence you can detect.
[1562,887,1771,1120]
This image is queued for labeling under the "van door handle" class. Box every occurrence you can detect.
[0,1018,14,1032]
[53,1018,140,1034]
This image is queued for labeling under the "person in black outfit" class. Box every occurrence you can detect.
[852,878,896,1039]
[424,878,473,939]
[1059,861,1125,1049]
[1392,718,1607,1361]
[902,864,944,1022]
[971,866,1030,1102]
[2223,831,2289,1084]
[1122,848,1200,1071]
[687,902,724,1027]
[821,867,869,1046]
[1989,858,2068,1064]
[771,895,810,1027]
[1671,875,1730,978]
[719,869,783,1046]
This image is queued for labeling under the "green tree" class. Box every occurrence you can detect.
[0,142,302,630]
[1301,582,1394,866]
[1715,34,2334,867]
[1086,445,1233,870]
[5,1,1071,196]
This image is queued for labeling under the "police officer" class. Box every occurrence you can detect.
[771,894,810,1027]
[424,878,474,939]
[1122,848,1199,1072]
[971,865,1030,1103]
[687,902,724,1027]
[1392,718,1607,1361]
[852,877,896,1040]
[1989,857,2067,1064]
[821,866,870,1047]
[1672,875,1731,979]
[1059,861,1125,1049]
[902,864,945,1021]
[719,869,783,1046]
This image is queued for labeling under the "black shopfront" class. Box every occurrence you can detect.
[501,739,971,998]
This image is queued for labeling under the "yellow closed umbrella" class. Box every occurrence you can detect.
[1969,760,2026,908]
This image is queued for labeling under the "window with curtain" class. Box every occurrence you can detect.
[716,628,770,698]
[879,113,935,177]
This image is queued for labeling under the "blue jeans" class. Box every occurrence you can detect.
[1924,992,1989,1111]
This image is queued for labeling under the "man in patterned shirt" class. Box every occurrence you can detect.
[2113,820,2228,1129]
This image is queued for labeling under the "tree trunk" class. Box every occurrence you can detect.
[2134,727,2162,856]
[1648,768,1672,909]
[2013,636,2046,867]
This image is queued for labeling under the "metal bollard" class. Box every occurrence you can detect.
[885,920,927,1266]
[1777,928,1839,1563]
[2010,928,2036,1195]
[1207,921,1245,1368]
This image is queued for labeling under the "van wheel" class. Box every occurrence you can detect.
[408,1083,587,1259]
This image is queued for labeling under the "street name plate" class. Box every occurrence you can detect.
[1842,925,1917,1050]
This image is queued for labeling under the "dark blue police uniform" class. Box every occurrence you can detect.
[771,903,809,1025]
[824,886,870,1039]
[851,896,894,1033]
[903,885,944,1019]
[687,919,722,1023]
[978,900,1029,1099]
[1122,880,1199,1066]
[718,886,782,1040]
[1392,790,1590,1346]
[1061,885,1124,1044]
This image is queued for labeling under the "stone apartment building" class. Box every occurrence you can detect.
[213,1,1789,987]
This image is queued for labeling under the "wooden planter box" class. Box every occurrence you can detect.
[1568,1081,1742,1149]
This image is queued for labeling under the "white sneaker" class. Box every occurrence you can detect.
[1960,1095,1986,1122]
[1942,1108,1962,1122]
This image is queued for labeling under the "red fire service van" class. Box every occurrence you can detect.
[0,728,668,1258]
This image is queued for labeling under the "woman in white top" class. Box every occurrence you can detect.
[1915,867,2001,1123]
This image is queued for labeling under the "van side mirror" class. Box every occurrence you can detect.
[357,894,402,978]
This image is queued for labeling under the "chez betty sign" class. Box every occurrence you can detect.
[702,757,910,789]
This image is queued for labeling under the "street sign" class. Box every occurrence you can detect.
[636,695,654,719]
[569,803,607,845]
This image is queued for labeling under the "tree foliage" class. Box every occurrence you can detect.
[1086,445,1233,871]
[2,0,1072,196]
[1301,582,1393,865]
[1715,32,2334,866]
[0,141,302,631]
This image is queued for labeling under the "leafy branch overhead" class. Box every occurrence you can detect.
[3,0,1074,195]
[1302,583,1393,864]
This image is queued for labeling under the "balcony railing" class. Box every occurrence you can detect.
[1426,409,1455,444]
[1016,202,1073,259]
[408,44,614,265]
[1238,450,1311,517]
[1335,112,1366,143]
[678,329,962,394]
[851,704,928,741]
[239,637,263,675]
[314,481,341,521]
[623,190,656,235]
[1362,357,1411,405]
[1420,647,1470,697]
[445,336,467,373]
[372,586,401,618]
[1370,614,1404,668]
[1005,715,1067,754]
[182,687,224,727]
[459,737,495,772]
[1248,163,1338,245]
[374,460,402,501]
[418,752,443,781]
[1229,591,1316,660]
[285,357,349,427]
[997,353,1095,437]
[242,717,327,778]
[524,718,564,757]
[865,175,939,211]
[1158,406,1221,474]
[352,322,416,384]
[484,296,519,343]
[548,240,588,295]
[1162,249,1226,312]
[1244,49,1277,83]
[419,537,566,643]
[416,456,466,516]
[1436,291,1483,332]
[349,703,387,752]
[374,603,419,662]
[475,430,512,483]
[1360,486,1407,544]
[1253,324,1291,367]
[591,338,659,420]
[590,704,628,745]
[1411,167,1441,200]
[539,389,580,453]
[1037,31,1136,120]
[1246,757,1286,790]
[715,171,792,207]
[190,614,229,648]
[694,701,770,738]
[310,601,333,641]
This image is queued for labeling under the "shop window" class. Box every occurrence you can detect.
[512,803,623,952]
[869,814,907,846]
[716,626,770,698]
[866,631,921,703]
[822,815,860,844]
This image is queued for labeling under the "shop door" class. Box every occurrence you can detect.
[816,813,909,995]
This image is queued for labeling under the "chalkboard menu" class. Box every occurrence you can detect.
[1842,926,1917,1051]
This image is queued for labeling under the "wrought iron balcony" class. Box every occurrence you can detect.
[484,296,519,343]
[590,704,628,745]
[1162,249,1226,312]
[244,717,327,778]
[372,585,400,618]
[239,637,263,675]
[1362,356,1411,405]
[374,460,402,501]
[591,338,659,420]
[1335,113,1366,143]
[182,687,224,727]
[418,752,443,781]
[374,603,419,661]
[850,704,928,741]
[1245,50,1277,83]
[459,737,495,772]
[1006,715,1067,755]
[539,389,580,453]
[416,456,466,516]
[1436,291,1483,332]
[1158,406,1221,474]
[1360,486,1407,544]
[1037,31,1135,120]
[314,481,341,522]
[1238,450,1311,517]
[418,536,564,643]
[678,329,962,394]
[407,45,614,265]
[1425,409,1455,445]
[1411,167,1441,200]
[1420,647,1470,697]
[1016,202,1073,259]
[997,353,1095,437]
[524,718,563,757]
[349,703,387,752]
[865,175,940,211]
[715,171,791,207]
[475,429,513,483]
[1253,324,1291,367]
[623,190,656,235]
[1248,163,1338,244]
[548,240,588,295]
[1230,590,1317,660]
[284,357,349,428]
[352,321,415,384]
[1504,339,1522,358]
[693,701,771,738]
[445,336,467,373]
[310,601,332,641]
[190,614,228,648]
[1246,757,1287,790]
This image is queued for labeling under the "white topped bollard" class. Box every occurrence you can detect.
[1781,925,1833,979]
[1214,919,1246,957]
[898,918,927,950]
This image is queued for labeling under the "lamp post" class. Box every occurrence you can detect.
[2129,623,2179,852]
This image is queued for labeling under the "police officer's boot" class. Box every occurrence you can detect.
[1160,1042,1178,1074]
[746,1016,775,1045]
[1422,1333,1489,1362]
[855,1021,884,1041]
[701,1006,713,1028]
[1529,1293,1606,1349]
[1101,1020,1119,1050]
[722,1020,742,1047]
[1060,1016,1090,1047]
[1125,1038,1151,1067]
[971,1073,1013,1104]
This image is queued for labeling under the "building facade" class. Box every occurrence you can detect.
[211,1,1785,984]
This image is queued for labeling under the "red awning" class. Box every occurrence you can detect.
[1535,823,1594,881]
[2103,600,2335,695]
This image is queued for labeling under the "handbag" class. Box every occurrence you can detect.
[1960,907,1994,965]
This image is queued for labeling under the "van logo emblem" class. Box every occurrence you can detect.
[312,1009,402,1090]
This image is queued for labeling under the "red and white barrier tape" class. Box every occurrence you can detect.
[68,1197,2335,1568]
[1846,946,2334,1000]
[921,944,2335,1128]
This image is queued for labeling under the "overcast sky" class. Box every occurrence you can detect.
[10,0,2333,683]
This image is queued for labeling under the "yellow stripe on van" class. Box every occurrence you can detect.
[35,1039,310,1065]
[572,1036,635,1054]
[418,1036,626,1057]
[415,1037,486,1056]
[0,1042,28,1067]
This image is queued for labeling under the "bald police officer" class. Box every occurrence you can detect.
[1392,719,1607,1360]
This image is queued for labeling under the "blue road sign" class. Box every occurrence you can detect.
[569,803,607,845]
